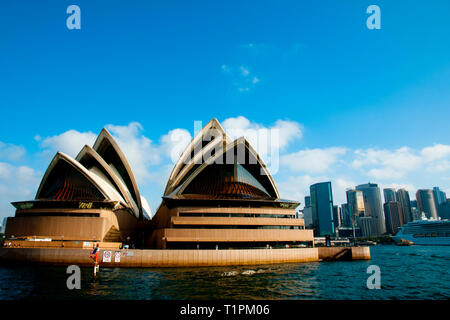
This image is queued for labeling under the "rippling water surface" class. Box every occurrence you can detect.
[1,245,449,300]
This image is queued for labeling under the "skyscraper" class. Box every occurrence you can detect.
[433,187,447,218]
[396,189,413,223]
[433,187,447,206]
[302,196,313,228]
[333,205,341,230]
[346,189,365,223]
[438,199,450,219]
[416,189,438,219]
[357,216,376,238]
[356,183,386,235]
[310,182,335,237]
[304,196,311,207]
[340,203,352,228]
[383,188,397,203]
[383,202,404,234]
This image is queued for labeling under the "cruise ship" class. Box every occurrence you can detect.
[392,217,450,245]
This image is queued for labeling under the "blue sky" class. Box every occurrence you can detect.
[1,1,450,220]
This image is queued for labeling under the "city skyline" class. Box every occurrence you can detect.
[301,178,450,237]
[2,1,450,219]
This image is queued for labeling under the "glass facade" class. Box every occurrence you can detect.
[416,189,438,219]
[310,182,335,237]
[356,183,386,236]
[396,189,413,223]
[383,188,397,203]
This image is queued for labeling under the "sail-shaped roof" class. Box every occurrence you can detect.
[164,118,232,196]
[35,152,125,204]
[93,128,143,218]
[76,145,140,217]
[165,123,280,200]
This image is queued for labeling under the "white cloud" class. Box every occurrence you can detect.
[160,128,192,164]
[333,177,357,204]
[276,174,353,207]
[105,122,160,185]
[221,116,302,169]
[222,116,302,148]
[281,147,347,173]
[277,174,327,205]
[0,141,26,162]
[366,167,405,180]
[40,129,97,158]
[427,160,450,173]
[352,147,422,179]
[0,162,42,220]
[421,144,450,162]
[276,143,450,206]
[272,120,303,149]
[351,145,450,180]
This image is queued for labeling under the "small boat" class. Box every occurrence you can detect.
[396,239,414,246]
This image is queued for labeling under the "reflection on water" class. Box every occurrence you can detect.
[1,246,450,300]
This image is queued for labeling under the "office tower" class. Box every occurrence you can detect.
[340,203,352,228]
[396,189,413,223]
[346,189,365,224]
[302,195,313,228]
[333,205,341,230]
[356,183,386,235]
[357,217,376,238]
[433,187,447,206]
[304,196,311,207]
[438,199,450,219]
[310,182,335,237]
[383,202,404,234]
[433,187,447,218]
[416,189,438,219]
[383,188,397,203]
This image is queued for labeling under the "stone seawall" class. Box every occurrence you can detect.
[0,246,370,267]
[0,247,319,267]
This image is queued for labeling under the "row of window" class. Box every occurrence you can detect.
[165,241,313,250]
[178,212,294,219]
[172,225,303,229]
[413,233,450,238]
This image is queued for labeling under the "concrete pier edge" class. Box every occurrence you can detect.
[0,246,370,267]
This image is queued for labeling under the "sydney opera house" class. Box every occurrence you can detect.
[5,129,149,244]
[4,119,314,249]
[150,119,313,249]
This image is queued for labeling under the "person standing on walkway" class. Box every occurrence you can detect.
[90,243,100,276]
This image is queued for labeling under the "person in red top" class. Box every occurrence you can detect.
[90,243,100,275]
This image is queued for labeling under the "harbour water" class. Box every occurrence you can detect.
[1,245,449,300]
